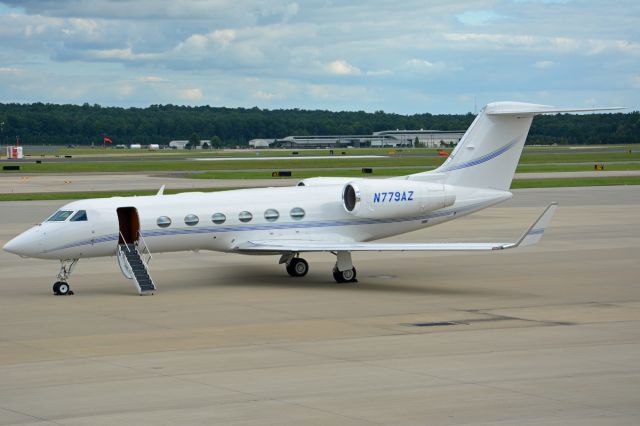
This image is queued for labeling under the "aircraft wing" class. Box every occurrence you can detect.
[235,203,558,253]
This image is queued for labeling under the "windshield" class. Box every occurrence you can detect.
[70,210,88,222]
[46,210,74,222]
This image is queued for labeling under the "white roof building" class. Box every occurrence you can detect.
[169,140,211,149]
[249,130,463,148]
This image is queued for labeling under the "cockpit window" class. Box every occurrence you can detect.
[70,210,88,222]
[47,210,74,222]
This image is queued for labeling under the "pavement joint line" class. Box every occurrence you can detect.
[272,343,629,417]
[355,355,629,418]
[0,405,66,426]
[95,356,385,425]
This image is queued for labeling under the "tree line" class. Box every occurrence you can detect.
[0,102,638,146]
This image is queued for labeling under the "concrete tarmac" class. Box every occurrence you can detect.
[2,170,640,194]
[0,186,639,425]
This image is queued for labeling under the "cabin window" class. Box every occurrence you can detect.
[47,210,73,222]
[70,210,88,222]
[290,207,305,220]
[212,213,226,224]
[238,211,253,223]
[157,216,172,228]
[264,208,279,222]
[184,214,199,226]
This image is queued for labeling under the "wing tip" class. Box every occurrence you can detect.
[513,202,558,248]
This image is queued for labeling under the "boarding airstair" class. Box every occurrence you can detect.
[117,232,156,295]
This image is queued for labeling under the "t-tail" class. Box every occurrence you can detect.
[410,101,624,191]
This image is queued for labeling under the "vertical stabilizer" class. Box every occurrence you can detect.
[430,102,534,191]
[410,102,623,191]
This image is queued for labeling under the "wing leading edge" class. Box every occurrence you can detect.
[235,203,558,253]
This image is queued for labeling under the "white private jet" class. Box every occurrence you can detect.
[3,102,618,295]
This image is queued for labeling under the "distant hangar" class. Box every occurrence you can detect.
[249,129,464,149]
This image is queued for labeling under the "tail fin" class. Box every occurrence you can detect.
[412,102,624,191]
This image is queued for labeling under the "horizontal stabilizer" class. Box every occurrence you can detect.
[235,203,558,253]
[485,102,625,116]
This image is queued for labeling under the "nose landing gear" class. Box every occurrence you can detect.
[53,281,72,296]
[53,259,78,296]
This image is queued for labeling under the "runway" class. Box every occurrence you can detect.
[1,186,639,425]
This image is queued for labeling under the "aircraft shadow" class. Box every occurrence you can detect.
[194,265,505,297]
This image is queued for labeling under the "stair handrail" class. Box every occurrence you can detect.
[116,243,134,280]
[137,230,153,265]
[119,231,132,252]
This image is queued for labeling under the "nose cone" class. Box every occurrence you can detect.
[3,230,40,258]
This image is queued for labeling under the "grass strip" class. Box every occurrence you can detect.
[0,157,443,174]
[186,163,640,179]
[510,176,640,188]
[3,151,639,174]
[0,187,240,202]
[187,168,431,179]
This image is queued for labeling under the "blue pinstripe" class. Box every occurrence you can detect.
[439,138,519,172]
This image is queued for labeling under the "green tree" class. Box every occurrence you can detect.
[209,135,222,149]
[186,132,200,150]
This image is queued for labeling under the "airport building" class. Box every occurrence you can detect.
[169,139,211,149]
[249,129,464,149]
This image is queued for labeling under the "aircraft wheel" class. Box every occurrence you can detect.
[333,267,357,283]
[286,258,309,277]
[54,282,71,296]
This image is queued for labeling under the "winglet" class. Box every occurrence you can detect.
[505,202,558,249]
[156,185,165,196]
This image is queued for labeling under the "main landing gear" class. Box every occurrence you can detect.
[285,257,309,277]
[332,265,357,283]
[281,251,358,283]
[53,259,78,296]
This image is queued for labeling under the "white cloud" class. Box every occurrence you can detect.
[403,59,449,73]
[457,10,505,26]
[0,67,23,74]
[325,60,361,76]
[116,83,134,98]
[137,75,166,82]
[211,29,236,47]
[254,90,275,101]
[179,88,204,101]
[534,60,553,69]
[366,69,393,77]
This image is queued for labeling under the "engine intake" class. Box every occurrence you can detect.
[342,180,455,219]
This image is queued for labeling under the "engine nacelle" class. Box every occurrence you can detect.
[342,180,455,219]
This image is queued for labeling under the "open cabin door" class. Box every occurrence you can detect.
[116,206,156,294]
[117,207,140,245]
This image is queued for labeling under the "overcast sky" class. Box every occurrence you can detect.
[0,0,638,113]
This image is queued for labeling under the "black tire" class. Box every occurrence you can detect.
[286,258,309,277]
[57,282,70,296]
[52,281,62,295]
[333,266,357,283]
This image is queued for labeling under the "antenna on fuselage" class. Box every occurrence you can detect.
[156,185,165,196]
